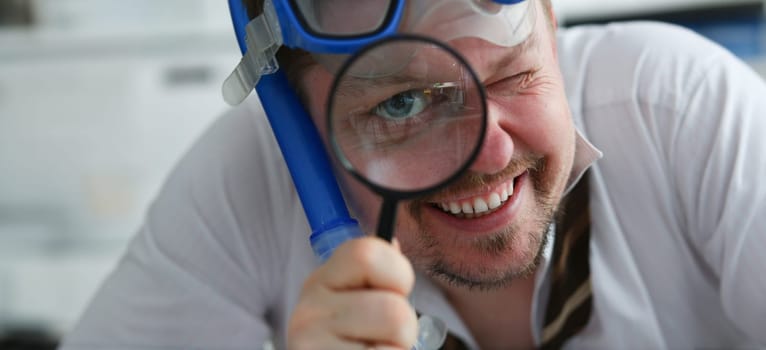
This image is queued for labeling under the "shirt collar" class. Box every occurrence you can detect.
[564,127,603,195]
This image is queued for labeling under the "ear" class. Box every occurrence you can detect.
[545,1,559,32]
[552,12,559,58]
[544,7,559,59]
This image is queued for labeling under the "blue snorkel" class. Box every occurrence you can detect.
[228,0,364,262]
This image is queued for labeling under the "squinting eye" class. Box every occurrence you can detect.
[372,90,429,120]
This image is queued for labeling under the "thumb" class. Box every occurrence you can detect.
[392,237,402,252]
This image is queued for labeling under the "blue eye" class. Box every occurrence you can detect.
[373,90,428,120]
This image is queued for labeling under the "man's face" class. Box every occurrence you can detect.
[300,1,576,290]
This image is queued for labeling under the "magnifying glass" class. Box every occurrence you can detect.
[326,35,487,349]
[327,34,487,242]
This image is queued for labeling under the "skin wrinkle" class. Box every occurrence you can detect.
[482,30,539,84]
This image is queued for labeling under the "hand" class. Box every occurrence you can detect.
[287,237,418,349]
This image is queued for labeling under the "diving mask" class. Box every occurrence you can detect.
[223,0,535,105]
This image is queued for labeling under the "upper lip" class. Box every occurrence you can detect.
[424,169,526,204]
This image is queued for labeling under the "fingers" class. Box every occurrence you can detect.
[288,237,418,349]
[289,335,403,350]
[330,290,418,346]
[291,289,418,348]
[311,237,415,295]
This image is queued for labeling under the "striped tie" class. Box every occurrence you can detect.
[540,175,593,349]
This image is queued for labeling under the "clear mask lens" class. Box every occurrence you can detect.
[293,0,393,36]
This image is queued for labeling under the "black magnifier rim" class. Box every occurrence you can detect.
[327,33,488,201]
[288,0,401,40]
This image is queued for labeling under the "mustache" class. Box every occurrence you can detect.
[411,153,544,205]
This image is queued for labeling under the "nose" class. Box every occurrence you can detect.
[468,101,514,174]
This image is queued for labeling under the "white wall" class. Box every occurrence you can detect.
[555,0,763,23]
[0,0,239,336]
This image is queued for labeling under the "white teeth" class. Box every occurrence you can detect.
[488,193,502,210]
[449,202,461,214]
[473,198,489,214]
[436,178,518,216]
[461,202,474,214]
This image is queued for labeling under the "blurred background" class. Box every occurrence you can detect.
[0,0,764,348]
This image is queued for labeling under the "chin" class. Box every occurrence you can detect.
[403,215,551,291]
[400,160,561,290]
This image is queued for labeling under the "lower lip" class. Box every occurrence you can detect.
[423,171,529,236]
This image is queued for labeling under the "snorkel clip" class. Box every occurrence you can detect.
[223,0,283,105]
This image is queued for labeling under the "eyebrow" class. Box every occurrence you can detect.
[335,74,418,99]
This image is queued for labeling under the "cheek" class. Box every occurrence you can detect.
[506,48,574,157]
[303,69,334,139]
[525,94,576,193]
[497,91,573,158]
[337,170,383,234]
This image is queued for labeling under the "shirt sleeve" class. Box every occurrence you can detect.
[60,99,298,349]
[669,41,766,343]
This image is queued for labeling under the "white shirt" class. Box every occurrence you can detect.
[61,22,766,349]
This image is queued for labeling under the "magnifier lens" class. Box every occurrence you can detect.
[329,36,486,194]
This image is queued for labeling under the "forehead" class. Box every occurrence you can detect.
[333,31,542,96]
[302,0,545,51]
[297,1,553,106]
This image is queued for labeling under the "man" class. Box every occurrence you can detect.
[61,0,766,349]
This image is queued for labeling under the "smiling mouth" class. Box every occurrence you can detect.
[429,173,522,219]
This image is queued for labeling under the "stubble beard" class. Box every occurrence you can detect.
[406,156,560,291]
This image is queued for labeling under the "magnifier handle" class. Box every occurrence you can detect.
[376,198,399,242]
